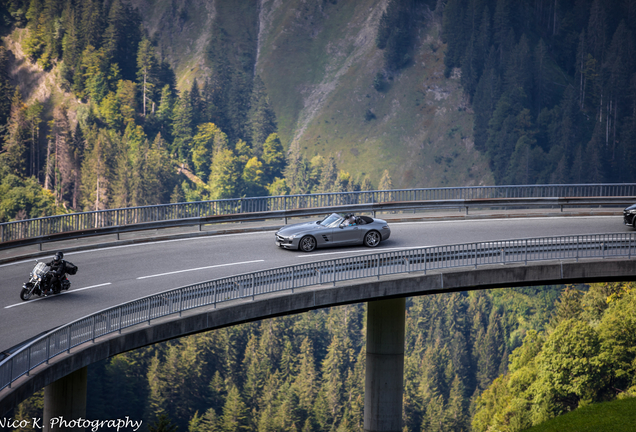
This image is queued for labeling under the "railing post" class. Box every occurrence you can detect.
[525,239,528,265]
[291,267,295,293]
[424,249,427,274]
[147,298,152,324]
[179,290,183,317]
[26,347,31,376]
[333,261,337,286]
[67,328,72,354]
[92,316,96,342]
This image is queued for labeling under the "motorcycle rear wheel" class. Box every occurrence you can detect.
[20,288,33,301]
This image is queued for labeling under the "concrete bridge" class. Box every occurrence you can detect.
[2,251,635,431]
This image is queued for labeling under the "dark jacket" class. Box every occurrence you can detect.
[46,259,66,277]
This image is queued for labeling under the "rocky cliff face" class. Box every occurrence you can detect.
[117,0,494,188]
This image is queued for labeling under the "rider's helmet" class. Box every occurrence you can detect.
[54,251,63,262]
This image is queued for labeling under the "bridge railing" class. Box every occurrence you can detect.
[1,232,635,392]
[2,184,635,244]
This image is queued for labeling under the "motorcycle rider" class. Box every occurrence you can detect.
[45,251,67,295]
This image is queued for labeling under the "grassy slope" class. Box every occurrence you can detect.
[256,0,494,188]
[3,29,82,134]
[130,0,494,189]
[524,397,636,432]
[128,0,217,90]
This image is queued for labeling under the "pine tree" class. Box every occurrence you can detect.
[80,128,115,210]
[2,87,28,176]
[171,91,195,162]
[137,37,158,117]
[220,385,249,432]
[242,157,267,197]
[189,78,202,127]
[207,148,242,200]
[283,143,312,194]
[191,123,228,181]
[378,169,393,190]
[60,3,80,86]
[318,155,337,193]
[70,123,85,210]
[51,105,73,206]
[117,80,138,126]
[0,46,15,141]
[247,76,277,155]
[156,85,175,140]
[261,133,285,183]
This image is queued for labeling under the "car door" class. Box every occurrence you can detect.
[332,224,362,245]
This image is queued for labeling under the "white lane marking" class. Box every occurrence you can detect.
[136,260,265,280]
[4,283,112,309]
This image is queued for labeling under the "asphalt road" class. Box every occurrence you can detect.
[0,215,628,354]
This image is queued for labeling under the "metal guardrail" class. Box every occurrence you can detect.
[1,232,635,392]
[2,184,636,245]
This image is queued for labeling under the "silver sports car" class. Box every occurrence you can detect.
[275,213,391,252]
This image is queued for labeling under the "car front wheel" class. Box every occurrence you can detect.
[364,231,381,247]
[299,235,317,252]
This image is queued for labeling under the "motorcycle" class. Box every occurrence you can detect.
[20,260,77,301]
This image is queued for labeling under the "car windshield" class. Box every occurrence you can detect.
[319,213,344,228]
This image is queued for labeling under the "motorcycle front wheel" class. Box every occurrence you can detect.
[20,288,33,301]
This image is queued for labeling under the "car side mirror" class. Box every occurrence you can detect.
[339,223,344,228]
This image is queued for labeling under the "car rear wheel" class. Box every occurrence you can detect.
[299,235,317,252]
[364,230,381,247]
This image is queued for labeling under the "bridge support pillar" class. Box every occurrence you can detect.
[43,366,87,432]
[364,298,405,432]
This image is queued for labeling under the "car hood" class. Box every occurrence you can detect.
[277,220,325,236]
[625,203,636,212]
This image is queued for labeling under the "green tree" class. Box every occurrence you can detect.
[318,155,337,193]
[220,385,249,432]
[207,148,242,200]
[80,128,116,210]
[536,319,607,411]
[137,37,158,117]
[2,87,28,176]
[171,91,194,162]
[247,76,277,155]
[261,133,285,183]
[191,123,228,180]
[242,156,267,197]
[0,164,57,222]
